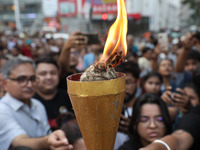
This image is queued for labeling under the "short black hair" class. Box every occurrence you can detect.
[187,50,200,61]
[141,47,153,55]
[35,56,59,69]
[115,61,140,79]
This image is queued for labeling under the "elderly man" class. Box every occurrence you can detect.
[0,57,73,150]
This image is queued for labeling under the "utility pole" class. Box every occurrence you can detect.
[14,0,21,32]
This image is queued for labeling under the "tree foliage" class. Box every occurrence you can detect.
[182,0,200,24]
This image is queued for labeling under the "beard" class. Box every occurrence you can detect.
[124,90,136,104]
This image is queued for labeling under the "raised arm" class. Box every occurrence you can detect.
[139,129,193,150]
[175,33,197,72]
[58,31,87,78]
[151,43,162,71]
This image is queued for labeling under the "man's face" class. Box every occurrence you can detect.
[124,73,137,103]
[36,63,59,93]
[4,63,36,102]
[184,59,200,74]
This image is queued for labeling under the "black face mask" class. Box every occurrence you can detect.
[124,89,136,104]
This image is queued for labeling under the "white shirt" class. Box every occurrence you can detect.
[138,57,151,71]
[114,107,133,150]
[0,93,50,150]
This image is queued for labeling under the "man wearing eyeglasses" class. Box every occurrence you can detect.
[0,57,73,150]
[114,61,141,150]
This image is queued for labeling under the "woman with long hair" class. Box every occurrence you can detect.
[118,93,171,150]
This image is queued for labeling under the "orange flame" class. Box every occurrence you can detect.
[99,0,128,64]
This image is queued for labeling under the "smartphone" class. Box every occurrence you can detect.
[82,33,100,45]
[120,106,125,121]
[157,33,169,51]
[171,73,184,96]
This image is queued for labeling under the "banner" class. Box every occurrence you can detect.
[58,0,77,17]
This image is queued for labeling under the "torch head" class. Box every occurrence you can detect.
[67,73,125,150]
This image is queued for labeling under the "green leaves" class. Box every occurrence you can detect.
[182,0,200,24]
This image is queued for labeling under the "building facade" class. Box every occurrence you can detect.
[0,0,183,34]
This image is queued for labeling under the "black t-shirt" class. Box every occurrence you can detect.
[118,136,143,150]
[58,70,81,91]
[176,105,200,150]
[34,89,73,130]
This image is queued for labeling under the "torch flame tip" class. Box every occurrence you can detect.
[98,0,128,67]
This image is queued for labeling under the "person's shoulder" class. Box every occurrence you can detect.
[190,104,200,114]
[118,141,131,150]
[0,101,10,112]
[0,99,13,116]
[57,88,68,96]
[138,57,148,63]
[33,92,40,99]
[31,98,48,116]
[180,104,200,122]
[47,89,70,103]
[31,98,46,108]
[118,138,139,150]
[138,57,145,61]
[0,94,16,111]
[33,93,44,102]
[84,53,95,57]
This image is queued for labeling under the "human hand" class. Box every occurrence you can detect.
[172,88,189,109]
[63,31,87,50]
[48,129,73,150]
[118,114,131,133]
[182,32,197,50]
[161,86,174,106]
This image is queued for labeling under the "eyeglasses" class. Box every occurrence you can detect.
[9,75,37,86]
[71,51,79,56]
[126,80,136,86]
[138,116,165,128]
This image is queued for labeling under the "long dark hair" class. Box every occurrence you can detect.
[128,93,171,138]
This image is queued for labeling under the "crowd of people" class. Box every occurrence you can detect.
[1,28,200,150]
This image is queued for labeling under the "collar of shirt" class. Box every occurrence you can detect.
[1,93,35,112]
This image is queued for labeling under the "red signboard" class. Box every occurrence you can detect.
[91,0,117,14]
[127,13,141,20]
[58,0,77,17]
